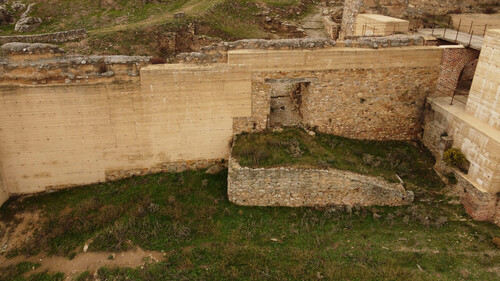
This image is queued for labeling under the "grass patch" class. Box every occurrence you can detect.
[0,262,64,281]
[0,130,499,280]
[232,127,445,189]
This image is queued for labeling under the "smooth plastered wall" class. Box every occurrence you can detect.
[0,65,251,194]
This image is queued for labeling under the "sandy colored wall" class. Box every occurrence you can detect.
[0,65,251,195]
[354,14,409,36]
[0,162,8,206]
[0,45,442,197]
[231,46,443,140]
[466,29,500,129]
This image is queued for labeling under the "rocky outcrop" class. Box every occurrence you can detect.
[1,42,64,54]
[15,4,42,32]
[0,5,15,25]
[11,1,26,12]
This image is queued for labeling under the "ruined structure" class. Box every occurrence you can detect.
[423,29,500,225]
[0,24,498,226]
[0,37,441,205]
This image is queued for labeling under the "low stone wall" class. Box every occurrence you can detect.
[228,157,414,207]
[323,16,339,40]
[176,38,336,64]
[0,43,151,85]
[0,29,87,44]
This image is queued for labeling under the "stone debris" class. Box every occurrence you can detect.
[11,1,26,12]
[15,4,42,32]
[0,5,14,25]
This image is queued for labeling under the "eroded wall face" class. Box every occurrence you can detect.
[0,162,8,205]
[232,47,443,140]
[0,66,252,194]
[466,29,500,129]
[0,46,442,195]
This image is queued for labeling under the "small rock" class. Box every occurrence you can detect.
[205,165,224,174]
[12,2,26,12]
[492,237,500,249]
[308,130,316,136]
[0,6,15,25]
[83,244,89,252]
[270,238,279,242]
[174,11,185,18]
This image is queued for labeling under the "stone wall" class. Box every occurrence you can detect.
[323,16,339,40]
[339,0,364,40]
[0,43,151,85]
[230,47,442,140]
[0,64,251,195]
[228,157,414,207]
[0,162,8,206]
[0,42,442,200]
[465,29,500,129]
[434,46,479,97]
[0,29,87,44]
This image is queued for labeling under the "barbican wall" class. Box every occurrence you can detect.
[0,39,442,203]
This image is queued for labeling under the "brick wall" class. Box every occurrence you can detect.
[434,46,479,97]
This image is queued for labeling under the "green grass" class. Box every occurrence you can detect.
[0,0,314,56]
[232,127,445,189]
[1,130,500,280]
[0,262,64,281]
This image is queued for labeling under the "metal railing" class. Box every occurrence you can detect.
[427,14,489,47]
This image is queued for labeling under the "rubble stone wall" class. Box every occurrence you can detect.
[228,157,414,207]
[0,29,87,44]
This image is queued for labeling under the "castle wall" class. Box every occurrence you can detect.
[0,161,8,206]
[231,47,442,140]
[0,65,251,195]
[0,44,442,196]
[228,156,413,207]
[465,29,500,129]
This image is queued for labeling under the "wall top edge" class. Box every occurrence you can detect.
[227,46,441,54]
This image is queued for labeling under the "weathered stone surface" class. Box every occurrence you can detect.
[1,42,64,54]
[0,5,14,26]
[228,157,414,207]
[15,4,42,32]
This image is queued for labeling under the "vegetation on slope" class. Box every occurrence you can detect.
[1,131,500,280]
[232,127,444,189]
[0,0,313,56]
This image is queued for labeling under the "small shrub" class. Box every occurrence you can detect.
[150,57,166,64]
[443,148,469,173]
[444,172,458,185]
